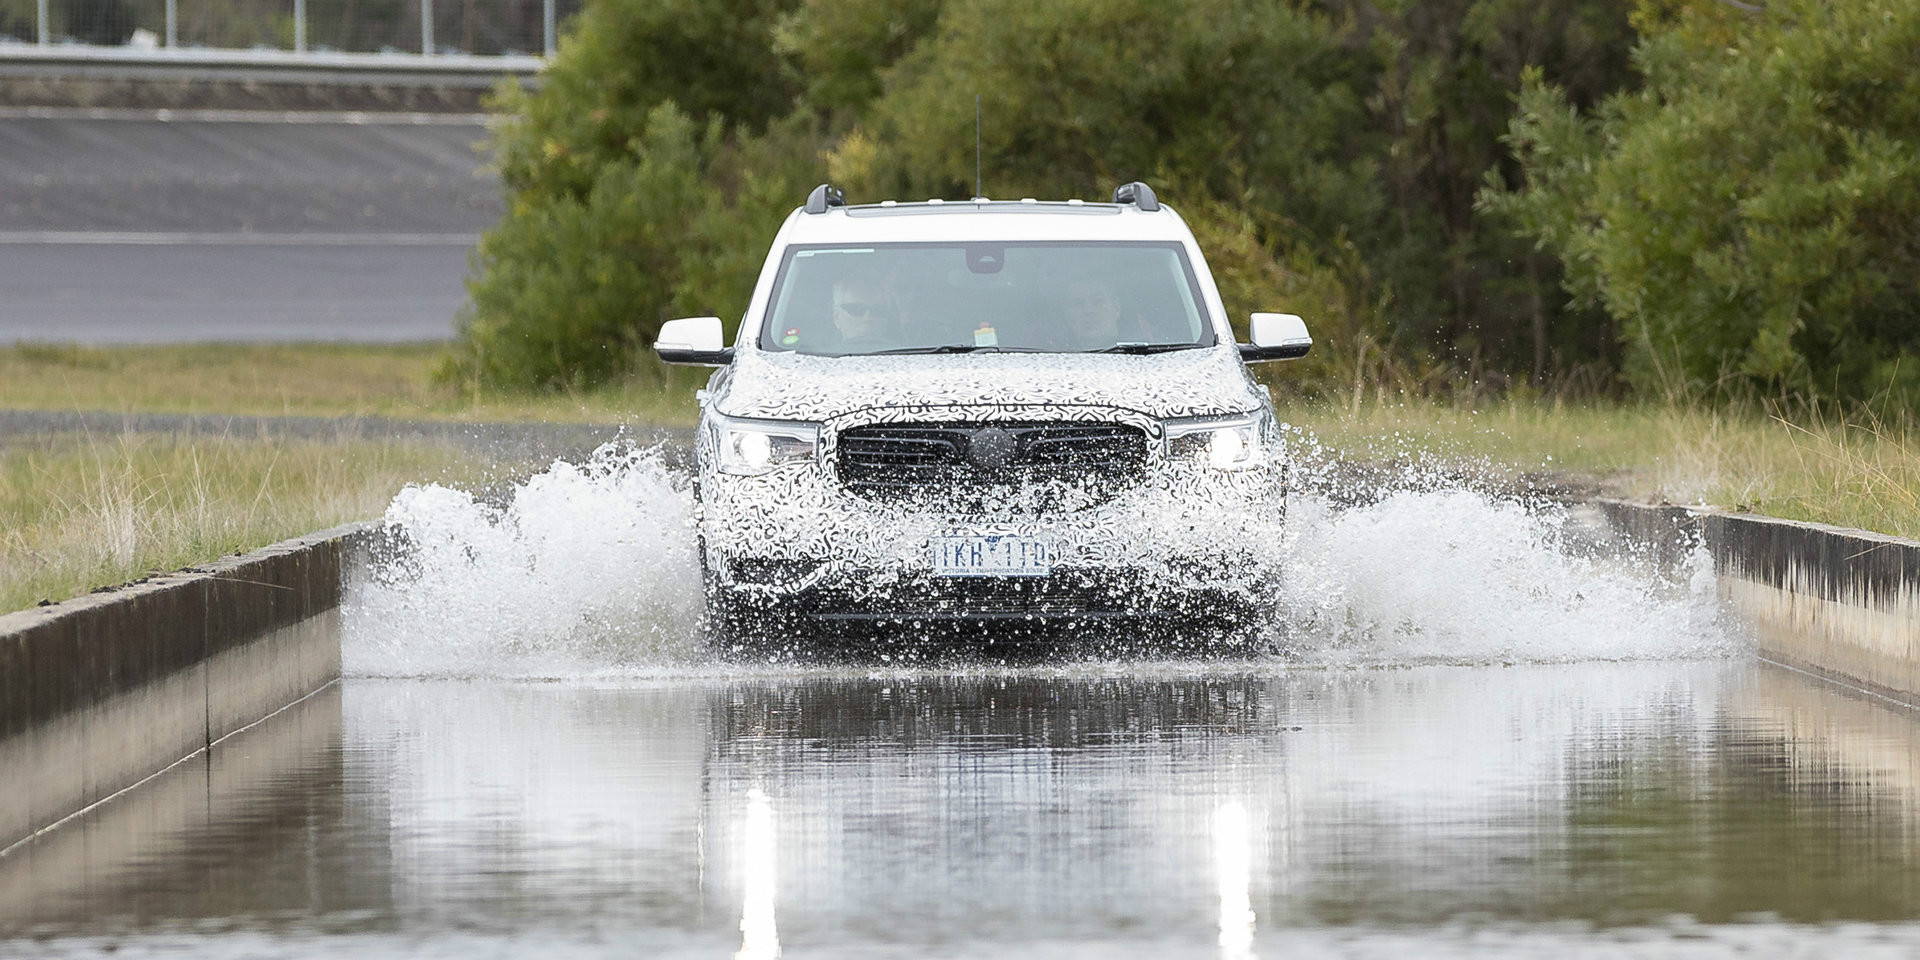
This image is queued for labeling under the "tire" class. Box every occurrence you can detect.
[704,587,747,656]
[704,578,808,661]
[696,531,741,655]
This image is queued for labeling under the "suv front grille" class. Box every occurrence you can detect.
[837,421,1149,505]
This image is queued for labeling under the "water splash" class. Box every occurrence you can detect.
[342,441,706,679]
[341,433,1737,678]
[1271,423,1733,664]
[1273,489,1728,665]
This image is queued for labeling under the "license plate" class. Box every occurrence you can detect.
[930,535,1052,578]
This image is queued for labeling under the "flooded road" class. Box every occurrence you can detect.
[9,658,1920,957]
[8,445,1920,956]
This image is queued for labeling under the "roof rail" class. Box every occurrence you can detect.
[804,183,846,215]
[1112,181,1159,212]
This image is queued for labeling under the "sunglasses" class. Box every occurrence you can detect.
[836,301,895,319]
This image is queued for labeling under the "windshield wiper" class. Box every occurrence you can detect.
[1092,342,1204,354]
[865,344,1043,355]
[868,343,991,355]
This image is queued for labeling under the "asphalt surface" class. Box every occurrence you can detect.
[0,110,498,342]
[0,110,499,233]
[0,236,476,341]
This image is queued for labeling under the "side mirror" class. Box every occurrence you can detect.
[1240,312,1312,362]
[654,316,734,366]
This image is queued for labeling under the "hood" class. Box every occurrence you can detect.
[716,346,1265,422]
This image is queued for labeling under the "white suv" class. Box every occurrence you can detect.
[655,182,1312,648]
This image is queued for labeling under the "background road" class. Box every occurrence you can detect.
[0,235,474,341]
[0,110,498,343]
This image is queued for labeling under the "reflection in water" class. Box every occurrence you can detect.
[736,789,780,960]
[11,662,1920,956]
[1213,801,1255,960]
[0,686,362,936]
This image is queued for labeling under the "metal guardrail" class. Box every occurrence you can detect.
[0,0,569,63]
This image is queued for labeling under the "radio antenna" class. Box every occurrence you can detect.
[974,94,983,199]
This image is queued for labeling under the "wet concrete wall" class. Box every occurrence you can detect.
[0,522,372,854]
[1582,501,1920,705]
[0,685,350,933]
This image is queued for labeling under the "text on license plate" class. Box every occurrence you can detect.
[930,535,1052,578]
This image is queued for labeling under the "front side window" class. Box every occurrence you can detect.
[758,242,1214,356]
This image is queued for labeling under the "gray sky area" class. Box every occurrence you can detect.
[0,110,499,343]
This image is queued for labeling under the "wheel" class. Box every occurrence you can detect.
[696,531,740,654]
[703,573,811,661]
[698,538,746,655]
[703,586,746,655]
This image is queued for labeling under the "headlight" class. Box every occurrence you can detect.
[711,413,820,476]
[1163,411,1272,470]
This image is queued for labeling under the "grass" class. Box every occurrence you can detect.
[1281,398,1920,539]
[0,342,701,425]
[0,341,704,614]
[0,430,489,614]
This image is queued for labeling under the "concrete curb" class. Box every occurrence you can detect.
[1580,500,1920,706]
[0,521,376,854]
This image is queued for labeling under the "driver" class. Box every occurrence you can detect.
[831,272,898,352]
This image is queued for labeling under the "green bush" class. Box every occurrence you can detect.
[458,104,715,390]
[455,105,818,390]
[450,0,829,390]
[1484,0,1920,409]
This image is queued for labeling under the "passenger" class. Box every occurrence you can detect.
[1058,276,1126,350]
[830,273,898,353]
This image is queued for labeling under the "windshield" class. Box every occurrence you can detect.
[758,242,1214,356]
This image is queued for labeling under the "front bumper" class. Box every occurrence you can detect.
[699,461,1285,623]
[727,569,1248,625]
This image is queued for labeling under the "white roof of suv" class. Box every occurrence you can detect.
[773,198,1198,246]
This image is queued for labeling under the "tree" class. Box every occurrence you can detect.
[451,0,820,389]
[1484,0,1920,407]
[1339,0,1638,387]
[457,0,1651,395]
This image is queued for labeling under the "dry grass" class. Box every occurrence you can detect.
[0,342,701,425]
[0,430,485,613]
[0,341,703,617]
[1282,397,1920,538]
